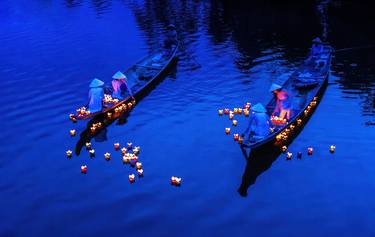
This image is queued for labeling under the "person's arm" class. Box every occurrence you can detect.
[273,100,281,115]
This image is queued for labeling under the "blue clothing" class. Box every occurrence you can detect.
[311,44,323,55]
[248,113,271,137]
[88,87,104,113]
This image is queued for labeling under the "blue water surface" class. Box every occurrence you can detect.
[0,0,375,236]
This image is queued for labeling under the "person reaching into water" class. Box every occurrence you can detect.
[88,78,105,113]
[111,71,133,99]
[269,83,292,120]
[242,103,272,141]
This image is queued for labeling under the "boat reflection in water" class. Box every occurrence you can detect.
[75,60,178,155]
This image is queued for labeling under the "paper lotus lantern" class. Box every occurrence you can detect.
[114,143,120,150]
[122,155,130,164]
[127,143,133,149]
[224,109,230,115]
[89,149,95,157]
[229,113,234,120]
[330,145,336,153]
[232,120,238,126]
[66,150,73,158]
[244,109,249,117]
[85,142,91,149]
[233,108,238,114]
[104,152,111,161]
[286,152,292,160]
[225,128,231,135]
[137,169,144,177]
[281,146,287,152]
[307,147,313,156]
[171,176,182,186]
[129,174,135,183]
[218,110,223,116]
[136,162,142,170]
[121,147,127,155]
[70,129,76,137]
[244,102,251,110]
[238,108,243,114]
[233,134,239,141]
[81,165,87,174]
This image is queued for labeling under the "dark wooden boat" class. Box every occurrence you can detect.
[72,43,179,121]
[241,44,333,152]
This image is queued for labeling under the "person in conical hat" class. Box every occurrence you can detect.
[242,103,272,140]
[269,83,292,120]
[311,37,324,56]
[111,71,133,99]
[164,23,178,49]
[88,78,104,113]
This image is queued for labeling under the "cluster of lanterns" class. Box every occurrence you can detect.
[281,145,336,160]
[270,115,287,126]
[90,122,102,134]
[103,94,119,104]
[219,102,251,145]
[76,107,90,118]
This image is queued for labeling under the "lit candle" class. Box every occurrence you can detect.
[229,113,234,120]
[244,109,249,117]
[307,147,313,156]
[127,142,133,149]
[89,149,95,157]
[114,143,120,150]
[225,127,231,135]
[238,136,244,144]
[330,145,336,153]
[121,147,127,155]
[70,129,76,137]
[129,174,135,183]
[136,162,142,170]
[232,120,238,126]
[85,142,91,149]
[66,150,72,158]
[286,152,292,160]
[282,146,287,152]
[81,165,87,174]
[224,108,230,115]
[233,108,238,114]
[104,152,111,161]
[233,133,239,141]
[137,169,144,177]
[218,110,223,116]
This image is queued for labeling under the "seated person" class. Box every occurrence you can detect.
[112,71,133,99]
[311,37,324,56]
[88,78,105,113]
[242,103,272,140]
[269,83,292,120]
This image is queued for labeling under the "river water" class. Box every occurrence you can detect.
[0,0,374,236]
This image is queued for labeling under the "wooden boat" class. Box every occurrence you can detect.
[241,44,333,152]
[71,43,179,121]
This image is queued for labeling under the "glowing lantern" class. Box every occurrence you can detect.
[137,169,144,177]
[127,102,133,110]
[238,136,244,144]
[171,176,182,186]
[229,113,234,120]
[121,147,127,155]
[127,143,133,149]
[281,146,287,152]
[90,126,96,134]
[66,150,72,158]
[104,152,111,161]
[81,165,87,174]
[224,109,230,115]
[218,110,223,116]
[276,134,282,142]
[307,147,313,156]
[70,129,76,137]
[114,143,120,150]
[85,142,91,149]
[244,109,249,117]
[136,162,142,170]
[131,155,138,163]
[270,127,275,133]
[225,128,231,135]
[233,108,238,114]
[297,152,302,159]
[330,145,336,153]
[122,155,130,164]
[129,174,135,183]
[286,152,292,160]
[89,149,95,157]
[69,114,77,122]
[297,118,302,125]
[238,108,243,114]
[244,102,251,110]
[232,120,238,126]
[107,112,112,119]
[290,124,295,130]
[233,134,239,141]
[114,108,119,113]
[134,146,141,154]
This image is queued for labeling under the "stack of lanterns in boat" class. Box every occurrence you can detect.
[270,115,287,126]
[103,94,119,105]
[89,122,102,134]
[218,102,251,145]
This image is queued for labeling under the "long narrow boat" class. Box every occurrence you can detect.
[71,43,179,121]
[241,43,333,152]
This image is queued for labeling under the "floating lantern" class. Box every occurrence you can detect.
[297,118,302,125]
[104,152,111,161]
[127,143,133,149]
[90,126,96,134]
[229,113,234,120]
[136,162,142,170]
[290,124,295,130]
[233,108,238,114]
[127,102,133,110]
[297,152,302,159]
[244,109,249,117]
[171,176,182,186]
[121,147,127,155]
[218,110,223,116]
[225,128,231,135]
[233,134,239,141]
[85,142,91,150]
[224,108,230,115]
[232,120,238,126]
[281,146,287,152]
[66,150,72,158]
[89,149,95,157]
[114,143,120,150]
[270,127,275,133]
[70,129,76,137]
[276,134,282,142]
[131,155,138,163]
[137,169,144,177]
[134,146,141,154]
[330,145,336,153]
[129,174,135,183]
[81,165,87,174]
[122,155,130,164]
[238,108,243,114]
[307,147,313,156]
[244,102,251,110]
[238,136,244,144]
[271,116,287,126]
[286,152,292,160]
[114,108,119,114]
[69,114,77,122]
